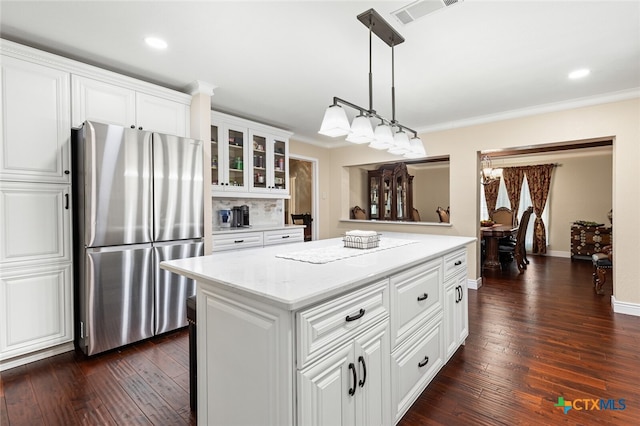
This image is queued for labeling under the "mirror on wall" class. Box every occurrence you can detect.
[348,156,450,224]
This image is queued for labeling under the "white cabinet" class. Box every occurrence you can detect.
[444,249,469,360]
[72,75,190,137]
[210,120,249,192]
[298,319,390,426]
[249,130,289,196]
[263,228,304,246]
[211,230,263,252]
[390,315,443,423]
[197,286,293,426]
[0,182,71,266]
[185,242,470,426]
[212,227,304,252]
[211,111,292,198]
[0,55,71,183]
[0,262,73,360]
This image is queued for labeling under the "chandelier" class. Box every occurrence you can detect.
[480,155,503,185]
[318,9,426,159]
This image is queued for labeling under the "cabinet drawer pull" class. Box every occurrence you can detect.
[234,239,244,243]
[358,356,366,388]
[281,235,290,239]
[417,293,428,302]
[348,362,357,396]
[454,260,462,266]
[418,356,429,368]
[345,308,365,322]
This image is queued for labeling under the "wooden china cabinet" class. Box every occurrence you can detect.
[368,162,414,221]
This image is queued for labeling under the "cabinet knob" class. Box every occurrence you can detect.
[64,170,70,175]
[138,127,143,130]
[131,125,135,129]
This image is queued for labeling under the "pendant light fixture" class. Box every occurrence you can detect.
[318,9,426,158]
[480,155,503,185]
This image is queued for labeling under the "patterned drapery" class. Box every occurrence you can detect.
[502,167,525,227]
[524,164,555,254]
[483,178,501,219]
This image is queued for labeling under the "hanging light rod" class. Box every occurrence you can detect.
[319,8,425,158]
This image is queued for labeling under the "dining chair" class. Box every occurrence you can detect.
[498,206,533,272]
[491,206,514,227]
[412,207,421,222]
[436,206,450,223]
[291,213,313,241]
[351,206,367,220]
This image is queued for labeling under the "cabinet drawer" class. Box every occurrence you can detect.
[391,315,444,423]
[390,259,442,348]
[263,228,304,246]
[444,249,466,279]
[212,231,263,252]
[296,279,389,368]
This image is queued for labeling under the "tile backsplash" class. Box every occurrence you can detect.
[212,198,284,228]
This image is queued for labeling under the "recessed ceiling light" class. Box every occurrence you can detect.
[568,68,590,79]
[145,37,168,50]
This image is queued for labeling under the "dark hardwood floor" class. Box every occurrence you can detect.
[1,256,638,425]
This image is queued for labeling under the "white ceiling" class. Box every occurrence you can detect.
[1,0,639,147]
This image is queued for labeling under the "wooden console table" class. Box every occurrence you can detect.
[571,224,611,260]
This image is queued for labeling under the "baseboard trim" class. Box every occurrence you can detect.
[468,277,482,290]
[546,250,571,258]
[0,342,74,372]
[611,296,640,317]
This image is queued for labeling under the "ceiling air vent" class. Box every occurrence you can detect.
[392,0,462,25]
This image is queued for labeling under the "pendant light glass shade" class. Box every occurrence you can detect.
[388,130,411,154]
[369,123,394,149]
[318,105,350,137]
[345,114,374,144]
[404,136,426,158]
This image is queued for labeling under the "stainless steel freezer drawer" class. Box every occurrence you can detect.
[153,240,203,335]
[81,244,153,355]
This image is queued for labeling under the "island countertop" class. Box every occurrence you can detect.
[161,232,475,311]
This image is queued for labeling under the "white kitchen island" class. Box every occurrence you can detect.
[161,232,475,426]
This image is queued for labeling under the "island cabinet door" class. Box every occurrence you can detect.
[297,319,390,426]
[197,287,293,426]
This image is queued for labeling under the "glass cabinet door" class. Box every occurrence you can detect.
[252,134,267,190]
[225,126,247,190]
[383,175,392,220]
[211,124,220,187]
[396,176,406,220]
[273,138,287,192]
[369,176,379,219]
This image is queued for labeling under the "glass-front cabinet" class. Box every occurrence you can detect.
[368,162,414,221]
[211,111,292,198]
[210,123,248,192]
[249,131,288,195]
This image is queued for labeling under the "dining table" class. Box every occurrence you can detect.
[481,224,518,270]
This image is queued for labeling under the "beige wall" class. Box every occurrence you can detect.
[303,98,639,306]
[412,164,450,223]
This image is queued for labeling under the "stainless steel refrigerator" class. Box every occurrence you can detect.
[72,121,203,356]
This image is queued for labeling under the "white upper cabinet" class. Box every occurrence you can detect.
[0,56,71,183]
[72,75,190,137]
[211,111,292,199]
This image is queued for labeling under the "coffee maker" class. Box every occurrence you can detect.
[240,205,250,227]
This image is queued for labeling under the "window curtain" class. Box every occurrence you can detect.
[483,178,501,219]
[524,164,555,254]
[501,167,525,227]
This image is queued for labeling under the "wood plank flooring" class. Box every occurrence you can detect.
[1,255,639,425]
